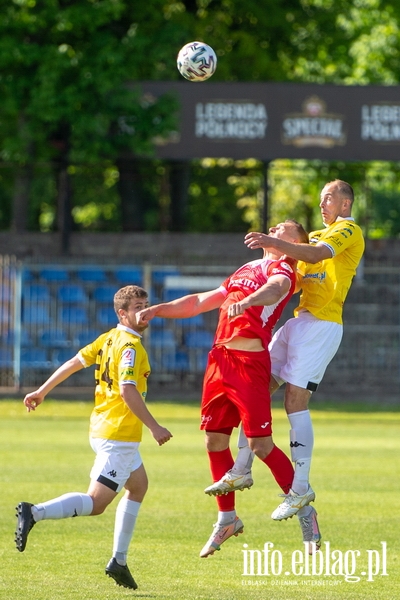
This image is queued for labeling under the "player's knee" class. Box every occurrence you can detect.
[90,501,108,516]
[127,480,148,502]
[248,437,274,460]
[124,470,149,502]
[205,438,221,452]
[88,492,115,515]
[284,387,310,413]
[204,434,230,453]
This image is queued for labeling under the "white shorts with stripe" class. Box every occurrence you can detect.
[269,311,343,392]
[89,437,143,493]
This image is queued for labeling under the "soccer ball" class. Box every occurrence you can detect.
[177,41,217,82]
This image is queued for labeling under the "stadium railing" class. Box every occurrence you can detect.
[1,257,399,400]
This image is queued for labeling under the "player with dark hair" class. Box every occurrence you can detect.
[15,285,172,590]
[137,219,309,557]
[208,180,365,551]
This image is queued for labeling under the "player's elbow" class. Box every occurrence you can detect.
[119,384,131,402]
[311,246,333,263]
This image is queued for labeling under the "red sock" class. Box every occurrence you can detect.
[262,445,294,494]
[208,448,235,511]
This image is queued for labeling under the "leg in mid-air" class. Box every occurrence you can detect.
[269,382,321,551]
[203,425,254,496]
[271,382,315,520]
[203,373,282,496]
[200,431,244,558]
[202,375,321,551]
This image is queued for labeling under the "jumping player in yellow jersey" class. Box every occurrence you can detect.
[207,180,365,551]
[15,285,172,590]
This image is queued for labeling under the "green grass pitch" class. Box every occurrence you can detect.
[1,399,399,600]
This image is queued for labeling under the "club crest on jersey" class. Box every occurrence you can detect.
[279,261,293,273]
[121,348,135,367]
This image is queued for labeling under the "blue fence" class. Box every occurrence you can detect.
[1,256,399,400]
[0,259,224,391]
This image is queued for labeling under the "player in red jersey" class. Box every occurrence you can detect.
[137,219,309,558]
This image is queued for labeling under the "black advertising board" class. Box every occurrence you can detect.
[138,81,400,161]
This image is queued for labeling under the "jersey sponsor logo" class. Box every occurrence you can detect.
[331,236,342,245]
[229,277,259,291]
[121,348,135,367]
[279,262,293,273]
[201,414,213,424]
[339,227,354,238]
[121,368,135,377]
[303,271,326,282]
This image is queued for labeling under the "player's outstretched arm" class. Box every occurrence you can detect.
[137,288,224,326]
[244,232,331,264]
[23,356,84,412]
[120,384,173,446]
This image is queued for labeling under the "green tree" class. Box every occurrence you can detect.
[203,0,400,235]
[1,0,400,237]
[0,0,181,239]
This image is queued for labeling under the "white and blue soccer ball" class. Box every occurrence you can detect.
[177,41,217,82]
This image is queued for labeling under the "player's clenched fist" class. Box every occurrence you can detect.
[228,302,248,318]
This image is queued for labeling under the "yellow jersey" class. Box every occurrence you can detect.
[78,324,151,442]
[295,218,365,324]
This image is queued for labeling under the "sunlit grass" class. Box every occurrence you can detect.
[0,400,399,600]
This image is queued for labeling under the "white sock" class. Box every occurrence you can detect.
[288,410,314,496]
[232,426,254,474]
[113,497,141,566]
[32,493,93,521]
[218,510,236,525]
[297,505,313,518]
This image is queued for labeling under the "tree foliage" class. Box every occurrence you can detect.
[0,0,400,237]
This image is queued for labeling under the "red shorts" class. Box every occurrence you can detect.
[200,345,272,438]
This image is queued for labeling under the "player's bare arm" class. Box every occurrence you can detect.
[23,356,84,412]
[137,288,225,326]
[244,232,332,264]
[228,275,291,318]
[120,384,173,446]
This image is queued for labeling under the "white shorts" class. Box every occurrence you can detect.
[89,437,143,493]
[269,311,343,391]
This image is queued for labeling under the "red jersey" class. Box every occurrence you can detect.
[214,257,296,348]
